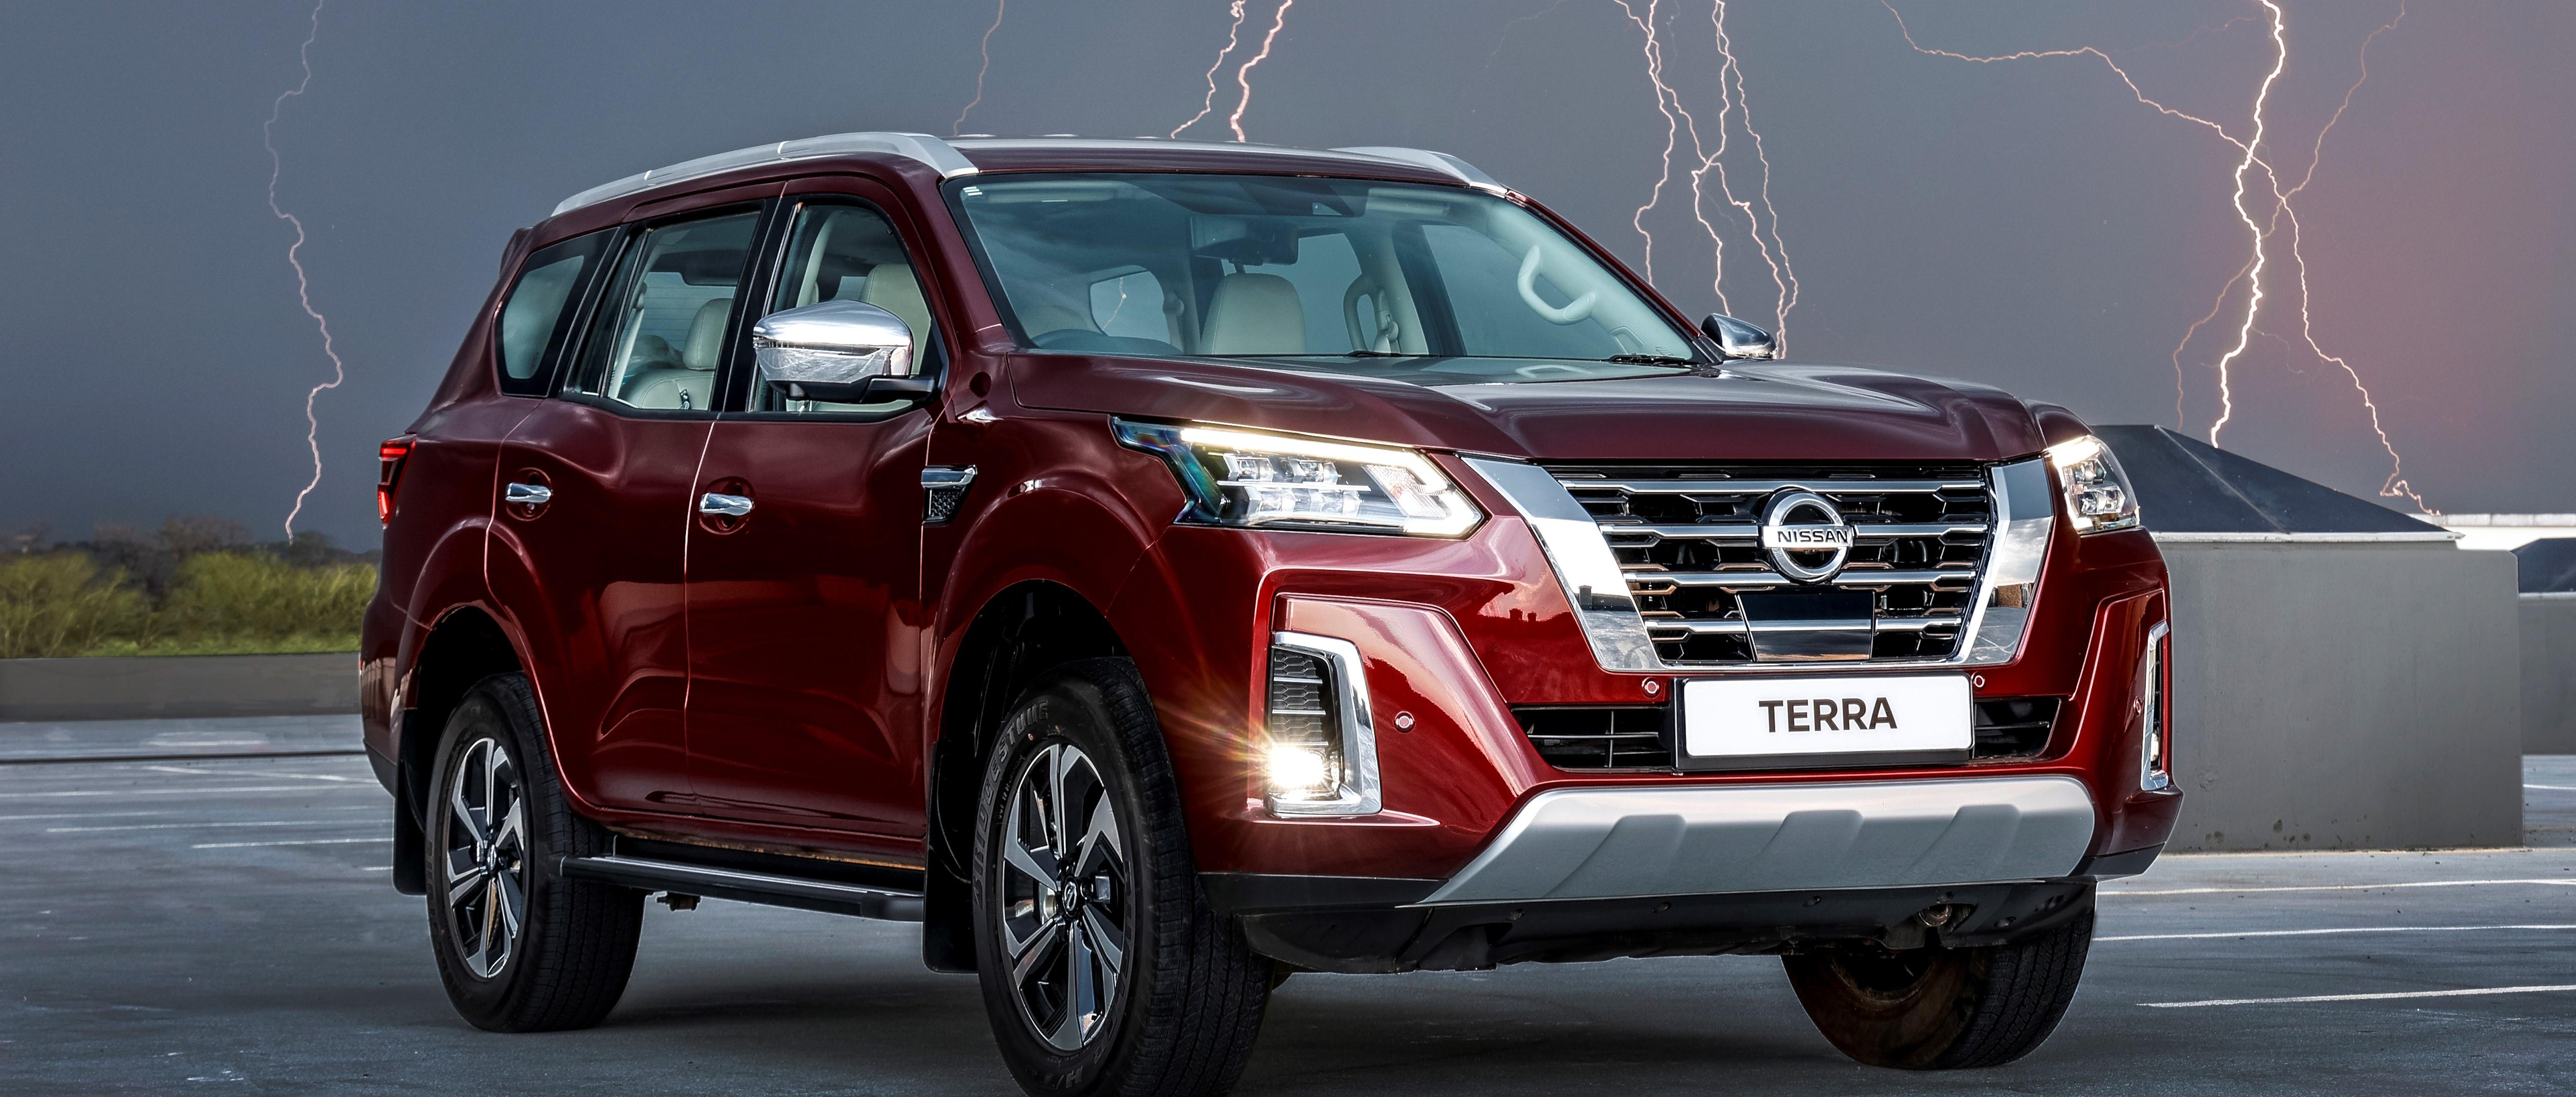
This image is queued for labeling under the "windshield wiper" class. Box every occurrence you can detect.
[1601,353,1697,365]
[1340,350,1408,358]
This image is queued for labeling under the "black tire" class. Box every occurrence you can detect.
[1782,905,2094,1070]
[972,658,1272,1096]
[424,673,643,1032]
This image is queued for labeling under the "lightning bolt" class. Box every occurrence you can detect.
[1226,0,1296,142]
[952,0,1006,135]
[1611,1,1683,286]
[1614,2,1799,343]
[1173,0,1251,139]
[272,0,341,539]
[1887,2,2427,510]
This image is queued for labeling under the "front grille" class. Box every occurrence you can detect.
[1514,706,1672,770]
[1550,463,1996,665]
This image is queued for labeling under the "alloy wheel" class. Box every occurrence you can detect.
[997,740,1131,1051]
[441,736,528,980]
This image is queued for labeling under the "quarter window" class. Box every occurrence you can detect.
[494,232,608,396]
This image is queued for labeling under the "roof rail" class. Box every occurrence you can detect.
[551,132,978,217]
[1330,147,1509,194]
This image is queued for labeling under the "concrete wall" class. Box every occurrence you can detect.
[2159,538,2523,851]
[2527,594,2576,753]
[0,654,358,722]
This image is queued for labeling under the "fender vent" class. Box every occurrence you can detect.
[921,466,977,525]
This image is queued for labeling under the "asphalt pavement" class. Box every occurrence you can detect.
[5,716,2572,1095]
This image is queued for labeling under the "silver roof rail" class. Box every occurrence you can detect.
[1331,147,1509,194]
[551,131,978,217]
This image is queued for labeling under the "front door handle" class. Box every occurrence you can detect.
[698,492,754,518]
[504,482,552,506]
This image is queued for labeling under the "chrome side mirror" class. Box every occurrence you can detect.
[750,300,926,403]
[1700,313,1780,360]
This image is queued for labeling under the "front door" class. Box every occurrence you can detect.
[682,190,940,837]
[488,206,764,813]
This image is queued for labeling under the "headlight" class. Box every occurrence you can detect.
[2047,434,2140,534]
[1114,419,1483,537]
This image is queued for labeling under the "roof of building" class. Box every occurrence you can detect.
[2515,538,2576,593]
[2095,425,2447,536]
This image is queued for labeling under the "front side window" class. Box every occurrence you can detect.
[749,202,937,416]
[494,231,609,395]
[952,174,1698,384]
[566,210,761,412]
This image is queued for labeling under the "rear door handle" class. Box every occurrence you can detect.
[698,492,754,517]
[504,482,552,506]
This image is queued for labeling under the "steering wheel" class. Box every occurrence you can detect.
[1517,245,1598,325]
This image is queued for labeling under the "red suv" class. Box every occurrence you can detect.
[363,133,2176,1092]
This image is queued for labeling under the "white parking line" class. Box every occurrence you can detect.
[2144,984,2576,1008]
[2527,783,2576,791]
[2101,924,2576,943]
[0,786,377,799]
[49,819,379,833]
[190,837,386,849]
[0,811,172,822]
[138,765,365,783]
[2111,879,2576,897]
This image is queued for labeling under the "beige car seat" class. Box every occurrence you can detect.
[622,298,731,410]
[1200,273,1305,355]
[859,264,933,359]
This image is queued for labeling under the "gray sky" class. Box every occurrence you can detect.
[4,0,2568,546]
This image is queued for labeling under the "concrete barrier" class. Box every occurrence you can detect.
[2526,594,2576,753]
[2159,536,2523,851]
[0,654,358,722]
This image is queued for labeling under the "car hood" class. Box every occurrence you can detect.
[1007,354,2047,463]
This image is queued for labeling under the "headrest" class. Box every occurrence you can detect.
[1200,273,1306,356]
[683,297,732,370]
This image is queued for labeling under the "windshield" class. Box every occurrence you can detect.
[950,174,1700,382]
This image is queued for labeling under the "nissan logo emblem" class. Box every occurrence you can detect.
[1759,489,1853,582]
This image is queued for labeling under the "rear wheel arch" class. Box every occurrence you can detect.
[393,607,528,894]
[924,580,1131,973]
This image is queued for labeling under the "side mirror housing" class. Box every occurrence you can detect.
[751,300,924,403]
[1700,313,1780,360]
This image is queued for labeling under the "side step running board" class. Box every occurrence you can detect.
[558,855,925,922]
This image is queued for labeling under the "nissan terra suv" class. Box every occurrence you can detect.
[363,133,2177,1093]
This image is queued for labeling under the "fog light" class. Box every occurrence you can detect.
[1265,744,1335,797]
[1262,632,1383,816]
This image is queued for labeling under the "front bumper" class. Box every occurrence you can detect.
[1203,774,2121,972]
[1419,775,2096,904]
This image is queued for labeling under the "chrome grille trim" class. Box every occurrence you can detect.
[1467,456,2053,672]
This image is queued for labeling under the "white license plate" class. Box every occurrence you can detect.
[1680,674,1973,762]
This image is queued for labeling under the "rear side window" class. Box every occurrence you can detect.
[566,210,762,413]
[493,232,609,396]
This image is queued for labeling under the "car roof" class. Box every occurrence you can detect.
[549,132,1505,218]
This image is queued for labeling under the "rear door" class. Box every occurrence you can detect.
[488,202,768,813]
[680,181,942,837]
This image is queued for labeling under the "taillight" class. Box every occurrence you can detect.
[378,437,415,525]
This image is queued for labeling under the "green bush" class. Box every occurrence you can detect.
[0,550,373,659]
[161,553,375,644]
[0,555,146,659]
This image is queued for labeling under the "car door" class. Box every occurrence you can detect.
[488,202,768,814]
[681,182,941,837]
